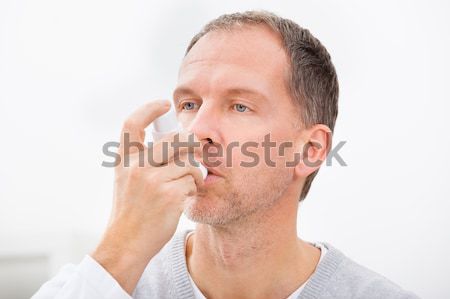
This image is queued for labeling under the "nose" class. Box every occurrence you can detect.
[185,102,221,147]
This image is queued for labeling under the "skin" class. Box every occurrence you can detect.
[92,23,332,298]
[176,24,332,299]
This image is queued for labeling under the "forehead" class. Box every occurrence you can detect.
[176,25,290,98]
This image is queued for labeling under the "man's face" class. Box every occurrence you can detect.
[174,25,302,225]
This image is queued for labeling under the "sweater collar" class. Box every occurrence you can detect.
[169,229,344,299]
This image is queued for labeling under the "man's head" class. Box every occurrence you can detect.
[174,10,338,225]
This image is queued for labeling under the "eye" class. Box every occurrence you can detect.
[234,103,249,113]
[181,101,197,111]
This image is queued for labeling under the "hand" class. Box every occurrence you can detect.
[91,100,204,294]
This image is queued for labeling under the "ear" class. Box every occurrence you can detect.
[294,124,332,179]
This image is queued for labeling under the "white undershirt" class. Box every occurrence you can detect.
[184,231,328,299]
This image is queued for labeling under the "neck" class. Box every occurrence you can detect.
[186,192,321,299]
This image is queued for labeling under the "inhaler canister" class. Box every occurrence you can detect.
[151,103,207,179]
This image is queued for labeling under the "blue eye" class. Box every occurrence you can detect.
[234,103,249,112]
[182,102,196,111]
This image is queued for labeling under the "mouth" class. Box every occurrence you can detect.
[204,166,223,184]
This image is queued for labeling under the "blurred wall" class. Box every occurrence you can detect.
[0,0,449,298]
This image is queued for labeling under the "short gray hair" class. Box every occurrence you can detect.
[184,10,339,201]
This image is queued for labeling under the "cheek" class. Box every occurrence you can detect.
[224,134,292,171]
[277,142,300,167]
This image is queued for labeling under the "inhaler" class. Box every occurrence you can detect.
[151,103,208,180]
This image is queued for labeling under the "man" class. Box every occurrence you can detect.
[33,10,419,299]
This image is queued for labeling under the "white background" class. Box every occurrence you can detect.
[0,0,449,298]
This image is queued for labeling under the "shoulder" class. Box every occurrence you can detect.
[301,243,421,299]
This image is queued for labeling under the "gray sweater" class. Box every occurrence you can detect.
[132,229,420,299]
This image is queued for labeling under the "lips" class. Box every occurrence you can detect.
[204,166,223,177]
[201,143,225,177]
[203,166,223,185]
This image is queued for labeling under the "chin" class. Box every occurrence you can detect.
[183,195,228,225]
[184,194,213,216]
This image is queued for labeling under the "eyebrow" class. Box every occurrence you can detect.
[173,86,269,103]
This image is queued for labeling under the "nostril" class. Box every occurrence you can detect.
[206,138,213,144]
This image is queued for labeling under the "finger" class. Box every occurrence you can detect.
[161,176,197,213]
[149,131,203,167]
[175,175,197,197]
[158,156,205,188]
[118,148,150,169]
[119,134,203,172]
[120,100,171,154]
